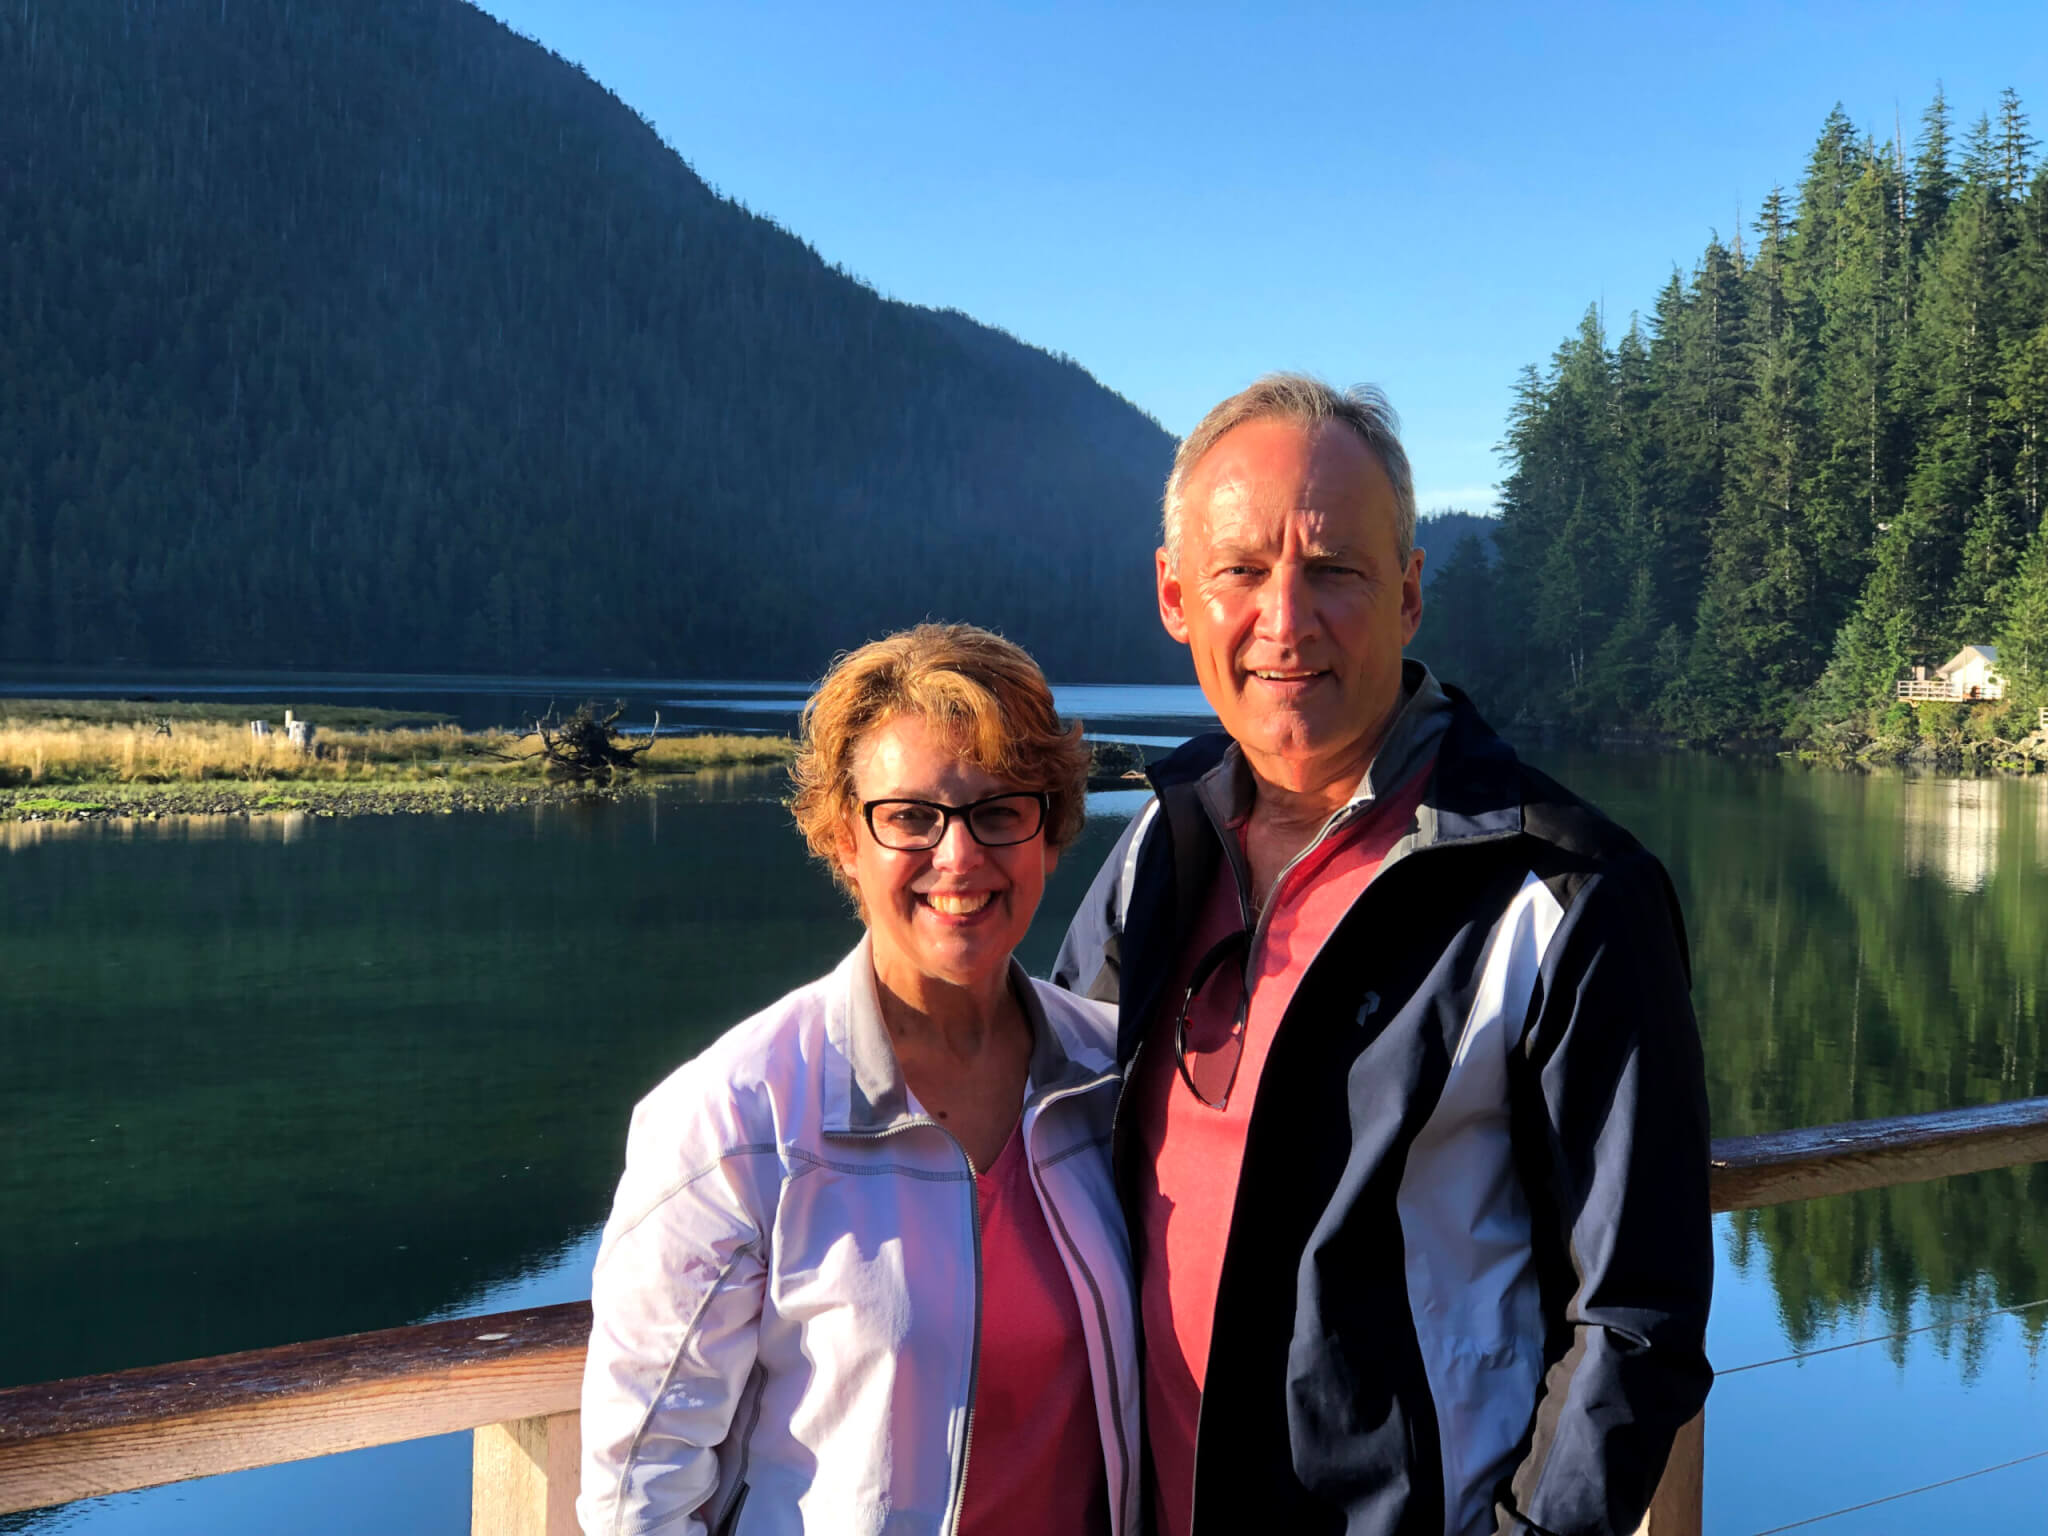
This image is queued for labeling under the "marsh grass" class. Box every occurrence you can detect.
[0,708,794,789]
[13,795,110,815]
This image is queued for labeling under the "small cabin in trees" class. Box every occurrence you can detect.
[1896,645,2005,702]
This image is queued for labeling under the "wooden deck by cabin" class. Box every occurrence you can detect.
[7,1098,2048,1535]
[1897,644,2007,701]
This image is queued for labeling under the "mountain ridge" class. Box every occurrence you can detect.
[0,0,1189,682]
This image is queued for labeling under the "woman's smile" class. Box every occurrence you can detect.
[841,712,1057,1001]
[922,888,998,918]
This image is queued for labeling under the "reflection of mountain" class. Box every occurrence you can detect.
[1900,778,2004,893]
[10,757,2048,1392]
[0,792,1132,1389]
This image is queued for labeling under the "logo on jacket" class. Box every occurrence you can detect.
[1355,991,1381,1026]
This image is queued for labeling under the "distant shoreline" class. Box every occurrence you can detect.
[0,776,728,823]
[0,700,1164,822]
[0,698,800,821]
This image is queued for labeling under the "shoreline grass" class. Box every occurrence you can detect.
[0,700,795,811]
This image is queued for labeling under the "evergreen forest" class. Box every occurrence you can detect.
[1415,89,2048,746]
[0,0,1186,682]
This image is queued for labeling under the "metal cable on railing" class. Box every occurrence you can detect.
[1716,1294,2048,1375]
[1746,1447,2048,1534]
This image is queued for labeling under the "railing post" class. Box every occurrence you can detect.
[472,1411,580,1536]
[1633,1410,1703,1536]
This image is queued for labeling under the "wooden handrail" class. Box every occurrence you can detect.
[0,1304,587,1514]
[1709,1095,2048,1212]
[7,1095,2048,1523]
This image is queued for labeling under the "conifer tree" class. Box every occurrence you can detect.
[1995,517,2048,702]
[1688,189,1817,727]
[1,543,39,664]
[1996,88,2036,200]
[1649,240,1748,628]
[1912,88,1960,255]
[1465,88,2048,742]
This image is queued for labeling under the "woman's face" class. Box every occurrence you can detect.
[837,712,1058,1000]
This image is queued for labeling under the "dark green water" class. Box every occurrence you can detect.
[1555,753,2048,1345]
[5,755,2048,1532]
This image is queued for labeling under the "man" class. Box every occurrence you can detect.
[1054,375,1712,1536]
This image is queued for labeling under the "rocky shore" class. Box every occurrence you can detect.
[0,776,686,823]
[1,740,1178,823]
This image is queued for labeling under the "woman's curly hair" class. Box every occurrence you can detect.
[788,624,1090,899]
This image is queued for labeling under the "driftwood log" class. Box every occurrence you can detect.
[507,701,659,783]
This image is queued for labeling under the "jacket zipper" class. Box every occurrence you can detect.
[950,1136,982,1536]
[1206,792,1371,964]
[831,1115,983,1536]
[1023,1072,1133,1531]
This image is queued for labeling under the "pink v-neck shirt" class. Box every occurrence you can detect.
[1132,754,1438,1536]
[957,1124,1113,1536]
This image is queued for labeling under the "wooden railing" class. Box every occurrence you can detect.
[1896,678,1958,700]
[1895,677,2006,701]
[7,1098,2048,1535]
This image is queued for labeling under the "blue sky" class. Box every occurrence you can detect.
[474,1,2043,513]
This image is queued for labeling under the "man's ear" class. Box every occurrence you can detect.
[1399,547,1425,646]
[1157,546,1191,644]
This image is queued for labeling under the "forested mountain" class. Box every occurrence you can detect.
[1425,90,2048,742]
[0,0,1186,682]
[1412,508,1496,589]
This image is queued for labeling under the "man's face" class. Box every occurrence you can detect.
[1158,418,1424,796]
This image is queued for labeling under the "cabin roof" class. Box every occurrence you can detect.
[1936,644,1999,675]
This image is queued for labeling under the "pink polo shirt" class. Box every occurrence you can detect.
[1133,755,1437,1536]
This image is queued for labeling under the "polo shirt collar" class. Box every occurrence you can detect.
[1194,660,1454,826]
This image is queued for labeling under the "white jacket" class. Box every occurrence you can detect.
[578,938,1139,1536]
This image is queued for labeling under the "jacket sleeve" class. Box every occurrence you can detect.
[578,1071,772,1536]
[1496,852,1714,1536]
[1050,802,1150,1003]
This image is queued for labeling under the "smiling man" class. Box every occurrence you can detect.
[1055,375,1713,1536]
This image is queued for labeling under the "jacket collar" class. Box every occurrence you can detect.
[1188,662,1456,828]
[1148,661,1524,851]
[822,934,1111,1136]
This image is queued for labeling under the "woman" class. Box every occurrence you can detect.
[578,624,1137,1536]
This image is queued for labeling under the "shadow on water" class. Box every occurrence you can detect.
[0,772,1135,1391]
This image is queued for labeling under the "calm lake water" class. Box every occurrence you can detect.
[5,680,2048,1534]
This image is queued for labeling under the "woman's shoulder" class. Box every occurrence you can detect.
[629,959,850,1155]
[1026,976,1118,1069]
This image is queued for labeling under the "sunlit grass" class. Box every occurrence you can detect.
[0,706,794,788]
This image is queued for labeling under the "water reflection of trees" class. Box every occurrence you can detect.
[0,796,1132,1391]
[1605,756,2048,1354]
[1900,778,2003,893]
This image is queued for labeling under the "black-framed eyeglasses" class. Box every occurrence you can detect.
[1175,928,1251,1111]
[861,791,1050,852]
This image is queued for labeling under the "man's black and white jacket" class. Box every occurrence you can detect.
[1053,663,1713,1536]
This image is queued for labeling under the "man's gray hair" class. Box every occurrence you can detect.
[1162,374,1417,571]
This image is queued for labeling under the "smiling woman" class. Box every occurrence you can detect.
[579,624,1137,1536]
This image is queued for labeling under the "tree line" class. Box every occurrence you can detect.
[1414,89,2048,743]
[0,0,1186,683]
